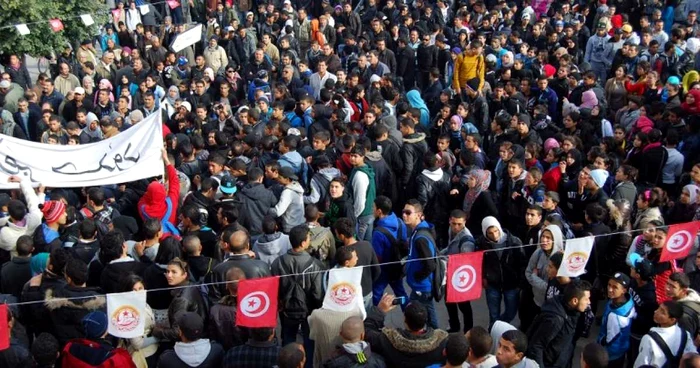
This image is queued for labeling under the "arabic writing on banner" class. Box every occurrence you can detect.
[0,112,164,189]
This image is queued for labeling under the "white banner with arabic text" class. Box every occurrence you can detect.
[0,112,164,189]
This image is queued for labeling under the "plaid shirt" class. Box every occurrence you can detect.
[223,339,281,368]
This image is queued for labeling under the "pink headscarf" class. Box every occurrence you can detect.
[581,90,599,109]
[94,79,115,104]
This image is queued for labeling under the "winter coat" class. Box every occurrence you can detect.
[612,181,637,205]
[208,295,248,351]
[364,307,447,368]
[442,227,475,256]
[270,181,305,233]
[101,258,148,294]
[526,225,564,307]
[366,152,397,205]
[629,280,658,337]
[399,132,429,191]
[0,179,43,256]
[271,250,326,320]
[0,257,32,297]
[634,207,664,230]
[477,217,525,291]
[323,342,387,368]
[349,163,377,218]
[526,295,580,368]
[253,233,292,266]
[45,286,106,346]
[32,224,63,254]
[153,281,210,342]
[678,289,700,338]
[238,182,278,236]
[406,221,438,293]
[207,254,271,301]
[597,296,637,360]
[416,167,451,227]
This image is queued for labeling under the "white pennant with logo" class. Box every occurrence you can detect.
[323,267,366,319]
[557,236,594,278]
[107,290,147,338]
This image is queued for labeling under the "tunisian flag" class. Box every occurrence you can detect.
[237,276,279,328]
[0,304,8,350]
[660,221,700,262]
[446,252,484,303]
[49,19,64,32]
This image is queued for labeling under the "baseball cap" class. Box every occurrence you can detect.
[610,272,631,288]
[278,167,298,181]
[621,24,633,33]
[633,258,654,281]
[220,175,237,195]
[435,34,446,43]
[0,80,10,89]
[178,312,204,340]
[256,69,268,79]
[74,87,86,95]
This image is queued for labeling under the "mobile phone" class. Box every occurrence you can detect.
[392,296,407,305]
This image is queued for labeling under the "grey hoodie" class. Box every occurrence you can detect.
[526,225,564,307]
[304,167,341,205]
[270,181,306,233]
[173,339,212,367]
[253,232,292,266]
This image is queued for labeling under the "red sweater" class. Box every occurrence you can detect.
[137,164,180,226]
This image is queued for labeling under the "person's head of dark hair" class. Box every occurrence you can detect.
[143,218,162,239]
[200,177,219,194]
[501,329,528,354]
[249,167,264,182]
[670,272,691,289]
[305,204,320,222]
[86,187,106,206]
[65,257,88,285]
[445,333,470,366]
[648,129,662,143]
[283,135,299,150]
[663,300,684,320]
[582,342,609,368]
[563,279,593,304]
[374,196,392,215]
[31,333,60,367]
[99,231,125,264]
[333,217,355,239]
[219,202,239,224]
[585,203,607,223]
[48,247,70,277]
[289,225,310,249]
[467,326,492,358]
[423,151,439,169]
[15,235,33,256]
[250,327,275,342]
[181,204,202,224]
[262,216,278,235]
[154,236,183,264]
[278,343,305,368]
[335,246,356,266]
[119,274,145,293]
[7,200,27,221]
[79,218,98,239]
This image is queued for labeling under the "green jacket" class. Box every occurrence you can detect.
[349,163,376,218]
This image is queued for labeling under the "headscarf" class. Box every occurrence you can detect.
[683,70,699,94]
[165,85,180,106]
[684,184,700,204]
[681,89,700,114]
[501,51,514,68]
[31,253,50,276]
[566,148,583,177]
[580,90,599,109]
[406,90,430,127]
[95,79,115,104]
[463,169,491,218]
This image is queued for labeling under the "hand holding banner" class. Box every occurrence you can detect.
[557,236,594,278]
[446,252,484,303]
[660,221,700,262]
[237,276,279,328]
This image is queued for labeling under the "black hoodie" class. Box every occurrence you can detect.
[526,295,579,368]
[237,182,278,236]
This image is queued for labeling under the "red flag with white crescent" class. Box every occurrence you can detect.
[49,19,64,32]
[446,251,484,303]
[660,221,700,262]
[0,304,8,350]
[237,276,279,328]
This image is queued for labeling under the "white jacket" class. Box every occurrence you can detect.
[634,325,695,367]
[0,180,44,256]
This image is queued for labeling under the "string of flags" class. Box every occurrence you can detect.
[0,221,697,346]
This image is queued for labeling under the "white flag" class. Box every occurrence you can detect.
[323,267,366,319]
[170,24,203,52]
[80,14,95,26]
[557,236,595,277]
[107,291,147,338]
[15,24,30,35]
[139,4,150,14]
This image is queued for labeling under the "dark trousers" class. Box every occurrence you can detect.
[518,288,540,332]
[446,301,473,333]
[281,316,314,368]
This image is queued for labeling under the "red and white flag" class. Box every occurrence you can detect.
[107,290,146,338]
[558,236,594,277]
[0,304,8,350]
[49,19,64,32]
[446,252,484,303]
[660,221,700,262]
[237,276,279,328]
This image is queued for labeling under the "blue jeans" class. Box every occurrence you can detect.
[410,290,439,329]
[372,271,408,305]
[590,61,609,85]
[356,214,374,242]
[485,288,520,328]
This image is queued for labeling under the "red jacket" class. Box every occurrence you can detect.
[137,164,180,226]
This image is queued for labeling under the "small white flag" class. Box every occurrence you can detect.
[323,267,366,319]
[15,24,30,36]
[80,14,95,26]
[107,290,147,338]
[557,236,595,278]
[139,4,150,14]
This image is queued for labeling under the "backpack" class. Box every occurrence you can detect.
[413,228,445,302]
[139,197,180,238]
[197,283,213,321]
[648,328,689,368]
[375,222,409,281]
[278,257,316,320]
[312,173,332,212]
[60,339,135,368]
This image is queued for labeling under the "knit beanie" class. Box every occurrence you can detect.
[40,200,66,224]
[589,169,609,189]
[83,311,109,339]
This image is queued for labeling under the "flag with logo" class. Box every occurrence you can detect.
[107,290,146,338]
[237,276,279,327]
[557,236,594,277]
[323,267,366,318]
[446,251,484,303]
[660,221,700,262]
[0,304,8,350]
[49,19,64,32]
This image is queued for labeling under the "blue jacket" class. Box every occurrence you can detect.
[371,213,407,264]
[597,296,636,360]
[279,151,308,184]
[406,221,437,293]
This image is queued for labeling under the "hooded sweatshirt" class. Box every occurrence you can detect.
[137,164,180,226]
[0,179,43,256]
[597,295,637,360]
[349,163,376,217]
[526,225,564,306]
[159,338,224,367]
[678,288,700,337]
[253,232,292,266]
[304,167,341,206]
[270,181,305,233]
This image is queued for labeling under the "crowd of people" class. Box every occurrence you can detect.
[1,0,700,367]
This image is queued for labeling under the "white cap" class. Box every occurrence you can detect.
[369,74,381,83]
[180,101,192,112]
[0,80,10,89]
[74,86,86,95]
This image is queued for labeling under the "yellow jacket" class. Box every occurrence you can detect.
[453,53,485,90]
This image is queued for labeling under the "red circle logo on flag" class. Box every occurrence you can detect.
[111,306,140,332]
[329,282,356,306]
[451,265,477,293]
[241,291,270,318]
[667,230,693,253]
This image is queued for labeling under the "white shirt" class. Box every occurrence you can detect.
[634,325,695,367]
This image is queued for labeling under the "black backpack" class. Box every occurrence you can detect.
[648,328,689,368]
[278,257,316,320]
[375,221,409,281]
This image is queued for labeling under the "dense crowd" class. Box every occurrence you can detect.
[1,0,700,367]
